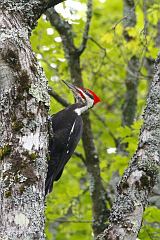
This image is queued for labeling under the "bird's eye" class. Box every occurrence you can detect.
[78,88,94,100]
[86,90,94,99]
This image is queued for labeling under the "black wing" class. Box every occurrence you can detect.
[45,115,83,195]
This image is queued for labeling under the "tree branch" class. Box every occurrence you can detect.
[73,151,86,165]
[47,0,65,9]
[0,0,66,30]
[46,8,76,56]
[77,0,93,55]
[39,0,66,18]
[48,87,69,107]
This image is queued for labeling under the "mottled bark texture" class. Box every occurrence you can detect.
[122,56,139,126]
[142,1,160,211]
[141,0,155,88]
[0,0,62,239]
[122,0,139,127]
[97,55,160,239]
[46,5,109,237]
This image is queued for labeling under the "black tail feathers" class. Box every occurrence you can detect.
[45,175,54,196]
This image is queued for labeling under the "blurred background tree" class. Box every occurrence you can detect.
[31,0,160,239]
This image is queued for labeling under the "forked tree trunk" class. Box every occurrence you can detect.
[0,2,51,239]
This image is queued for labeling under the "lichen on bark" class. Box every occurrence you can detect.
[0,1,51,239]
[96,55,160,240]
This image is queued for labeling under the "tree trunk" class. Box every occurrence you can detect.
[0,1,54,239]
[122,0,139,127]
[97,54,160,239]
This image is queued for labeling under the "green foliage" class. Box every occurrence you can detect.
[30,0,160,239]
[139,207,160,239]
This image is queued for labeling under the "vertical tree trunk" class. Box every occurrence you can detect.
[122,0,139,126]
[0,1,52,238]
[97,54,160,240]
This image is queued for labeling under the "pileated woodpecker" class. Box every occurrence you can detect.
[45,81,100,195]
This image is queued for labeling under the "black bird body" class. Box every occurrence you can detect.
[45,81,100,195]
[45,104,83,195]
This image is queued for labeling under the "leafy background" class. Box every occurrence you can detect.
[31,0,160,239]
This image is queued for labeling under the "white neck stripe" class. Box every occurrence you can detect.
[74,105,89,115]
[74,90,94,115]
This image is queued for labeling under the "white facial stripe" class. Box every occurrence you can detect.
[78,88,94,108]
[74,89,94,115]
[77,88,86,100]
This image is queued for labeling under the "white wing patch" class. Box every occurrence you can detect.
[70,120,76,133]
[66,120,76,154]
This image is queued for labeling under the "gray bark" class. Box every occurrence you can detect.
[122,0,139,127]
[0,0,62,239]
[142,1,160,212]
[123,0,136,29]
[122,56,139,126]
[96,54,160,239]
[111,0,139,210]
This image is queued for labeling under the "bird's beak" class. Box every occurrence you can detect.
[62,80,84,103]
[62,80,79,95]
